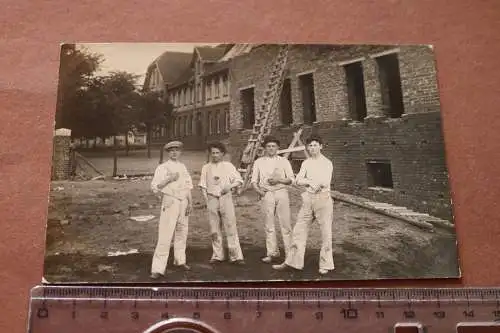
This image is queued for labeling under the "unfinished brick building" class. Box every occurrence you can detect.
[227,44,452,220]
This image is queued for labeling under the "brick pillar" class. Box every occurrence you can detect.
[362,58,385,118]
[51,128,72,181]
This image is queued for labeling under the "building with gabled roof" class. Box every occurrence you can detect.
[150,45,233,148]
[143,51,192,94]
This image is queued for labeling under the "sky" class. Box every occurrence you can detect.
[78,43,219,86]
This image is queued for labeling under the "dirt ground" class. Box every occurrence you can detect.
[44,173,459,283]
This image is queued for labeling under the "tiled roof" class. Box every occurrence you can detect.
[155,51,192,84]
[144,51,192,89]
[195,45,228,62]
[203,61,229,77]
[169,67,195,88]
[219,44,257,61]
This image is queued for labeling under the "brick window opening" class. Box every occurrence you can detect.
[344,62,367,121]
[240,87,255,129]
[299,73,317,125]
[367,160,394,188]
[376,53,405,118]
[280,78,293,125]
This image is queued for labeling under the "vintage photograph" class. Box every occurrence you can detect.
[44,43,460,283]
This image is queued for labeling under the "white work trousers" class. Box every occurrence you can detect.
[285,191,335,271]
[207,194,244,262]
[261,189,292,257]
[151,195,189,275]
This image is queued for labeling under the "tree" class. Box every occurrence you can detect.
[135,90,173,159]
[55,44,102,130]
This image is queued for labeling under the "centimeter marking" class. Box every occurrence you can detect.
[31,286,500,302]
[29,287,500,333]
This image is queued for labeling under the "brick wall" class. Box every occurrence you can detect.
[228,44,452,220]
[51,129,72,180]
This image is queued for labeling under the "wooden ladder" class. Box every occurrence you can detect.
[238,44,291,191]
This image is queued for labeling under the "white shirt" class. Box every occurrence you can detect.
[199,161,243,197]
[296,154,333,193]
[151,159,193,200]
[250,155,295,191]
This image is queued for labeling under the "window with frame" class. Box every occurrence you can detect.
[225,109,230,132]
[215,111,221,134]
[197,83,202,102]
[206,80,212,100]
[191,115,196,135]
[208,113,213,135]
[222,75,229,96]
[214,77,220,98]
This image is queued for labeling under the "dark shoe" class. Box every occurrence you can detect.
[150,272,163,279]
[209,258,224,264]
[177,264,191,271]
[231,259,245,265]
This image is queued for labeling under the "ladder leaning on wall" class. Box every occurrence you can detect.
[237,44,292,192]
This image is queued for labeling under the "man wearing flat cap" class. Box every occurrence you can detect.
[150,140,193,279]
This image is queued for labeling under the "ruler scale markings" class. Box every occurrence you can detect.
[28,286,500,333]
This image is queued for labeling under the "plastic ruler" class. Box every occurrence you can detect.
[28,286,500,333]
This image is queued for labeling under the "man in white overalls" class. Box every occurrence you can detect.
[251,136,295,263]
[150,141,193,279]
[199,142,245,265]
[273,135,335,275]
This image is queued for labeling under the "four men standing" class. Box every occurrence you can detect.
[150,135,335,278]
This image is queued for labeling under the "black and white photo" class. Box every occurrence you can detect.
[44,43,460,283]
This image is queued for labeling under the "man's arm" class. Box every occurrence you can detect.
[279,159,295,185]
[222,163,243,195]
[185,190,193,216]
[198,165,209,202]
[295,160,311,187]
[228,163,243,188]
[151,166,172,193]
[250,160,267,196]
